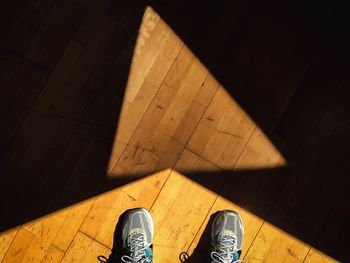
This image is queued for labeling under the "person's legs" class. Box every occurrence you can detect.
[210,210,244,263]
[121,208,154,263]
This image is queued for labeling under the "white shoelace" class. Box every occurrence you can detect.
[121,233,151,263]
[210,251,244,263]
[121,255,150,263]
[210,236,244,263]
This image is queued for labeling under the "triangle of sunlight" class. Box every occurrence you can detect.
[107,6,286,179]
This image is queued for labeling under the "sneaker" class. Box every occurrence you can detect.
[121,208,154,263]
[210,210,244,263]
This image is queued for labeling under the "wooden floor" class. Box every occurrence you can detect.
[1,0,349,262]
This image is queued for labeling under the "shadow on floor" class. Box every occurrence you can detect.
[97,210,130,263]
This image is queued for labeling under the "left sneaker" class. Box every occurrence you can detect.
[121,208,154,263]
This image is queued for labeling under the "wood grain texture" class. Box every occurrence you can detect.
[304,248,341,263]
[112,46,214,176]
[0,229,18,262]
[244,222,310,263]
[41,245,64,263]
[0,1,345,262]
[60,231,110,263]
[150,149,225,261]
[2,229,34,263]
[187,87,256,170]
[80,169,172,248]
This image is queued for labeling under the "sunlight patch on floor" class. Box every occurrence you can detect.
[107,6,286,178]
[1,169,338,262]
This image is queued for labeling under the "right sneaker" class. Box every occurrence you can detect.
[121,208,154,263]
[210,210,244,263]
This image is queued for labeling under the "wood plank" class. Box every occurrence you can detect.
[234,127,286,171]
[51,199,95,252]
[0,39,91,183]
[24,1,80,70]
[79,238,110,263]
[2,228,34,263]
[244,222,310,263]
[80,169,172,248]
[61,231,110,263]
[0,0,133,178]
[106,6,183,173]
[226,126,287,224]
[19,210,68,262]
[150,149,226,262]
[0,0,55,54]
[277,109,350,258]
[304,248,339,263]
[275,56,344,163]
[0,52,48,160]
[77,0,94,7]
[58,0,87,32]
[0,228,19,262]
[224,16,307,132]
[41,245,64,263]
[112,46,218,176]
[123,7,175,102]
[61,231,92,262]
[187,86,256,170]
